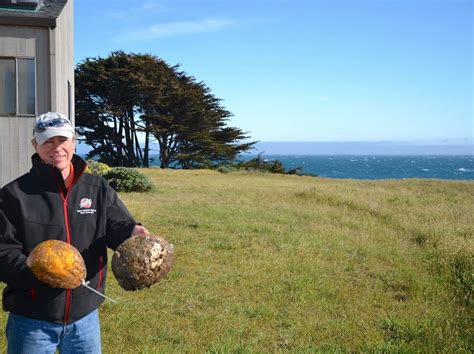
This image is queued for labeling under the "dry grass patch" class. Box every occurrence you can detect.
[0,170,472,352]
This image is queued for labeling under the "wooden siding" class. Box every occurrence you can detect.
[0,1,73,187]
[52,0,74,123]
[0,116,34,187]
[0,25,52,186]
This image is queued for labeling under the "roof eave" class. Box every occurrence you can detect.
[0,15,56,27]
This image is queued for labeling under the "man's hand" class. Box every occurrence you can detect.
[131,224,150,236]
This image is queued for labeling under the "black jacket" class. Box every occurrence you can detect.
[0,154,137,324]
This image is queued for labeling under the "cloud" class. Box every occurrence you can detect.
[140,1,164,12]
[104,2,164,21]
[107,11,127,20]
[118,18,235,42]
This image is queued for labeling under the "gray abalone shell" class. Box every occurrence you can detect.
[111,235,174,291]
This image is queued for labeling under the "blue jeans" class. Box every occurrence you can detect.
[5,310,101,354]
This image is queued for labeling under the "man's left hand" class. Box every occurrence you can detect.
[132,224,150,236]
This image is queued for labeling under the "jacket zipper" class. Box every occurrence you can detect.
[97,256,103,289]
[52,163,84,324]
[60,187,72,324]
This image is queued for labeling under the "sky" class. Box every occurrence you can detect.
[74,0,473,145]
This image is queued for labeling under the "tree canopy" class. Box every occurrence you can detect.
[75,51,255,168]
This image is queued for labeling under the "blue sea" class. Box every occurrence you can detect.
[83,152,474,180]
[238,155,474,180]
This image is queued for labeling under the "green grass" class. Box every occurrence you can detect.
[1,170,473,352]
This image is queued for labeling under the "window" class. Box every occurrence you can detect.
[0,58,15,114]
[0,57,36,115]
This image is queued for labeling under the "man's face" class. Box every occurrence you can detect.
[33,136,75,172]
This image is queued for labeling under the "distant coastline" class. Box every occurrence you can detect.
[76,140,473,157]
[78,141,474,180]
[249,141,473,156]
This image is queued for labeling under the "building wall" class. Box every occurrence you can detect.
[0,0,74,187]
[0,25,51,186]
[52,0,74,123]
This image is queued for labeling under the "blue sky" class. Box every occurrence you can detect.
[74,0,473,144]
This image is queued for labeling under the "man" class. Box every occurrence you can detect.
[0,112,149,353]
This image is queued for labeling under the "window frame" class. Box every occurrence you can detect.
[0,56,37,117]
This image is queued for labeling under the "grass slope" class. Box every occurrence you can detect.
[1,170,473,352]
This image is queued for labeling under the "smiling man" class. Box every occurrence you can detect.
[0,112,149,353]
[32,112,76,182]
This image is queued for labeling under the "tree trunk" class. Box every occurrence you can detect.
[158,135,169,168]
[117,115,124,166]
[143,117,150,167]
[123,109,135,166]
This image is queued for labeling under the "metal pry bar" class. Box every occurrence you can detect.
[81,279,118,304]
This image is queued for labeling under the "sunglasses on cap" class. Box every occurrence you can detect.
[33,118,72,133]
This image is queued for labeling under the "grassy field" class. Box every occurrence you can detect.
[1,169,473,352]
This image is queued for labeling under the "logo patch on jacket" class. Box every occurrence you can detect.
[77,198,97,215]
[80,198,92,209]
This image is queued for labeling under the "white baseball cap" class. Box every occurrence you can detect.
[33,112,75,145]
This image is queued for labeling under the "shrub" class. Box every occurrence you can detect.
[238,156,287,174]
[86,160,112,176]
[288,167,304,175]
[216,165,239,173]
[103,167,152,192]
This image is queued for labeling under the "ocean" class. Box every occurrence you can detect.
[83,152,474,180]
[78,140,474,179]
[237,155,474,180]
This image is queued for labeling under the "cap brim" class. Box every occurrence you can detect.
[34,128,75,145]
